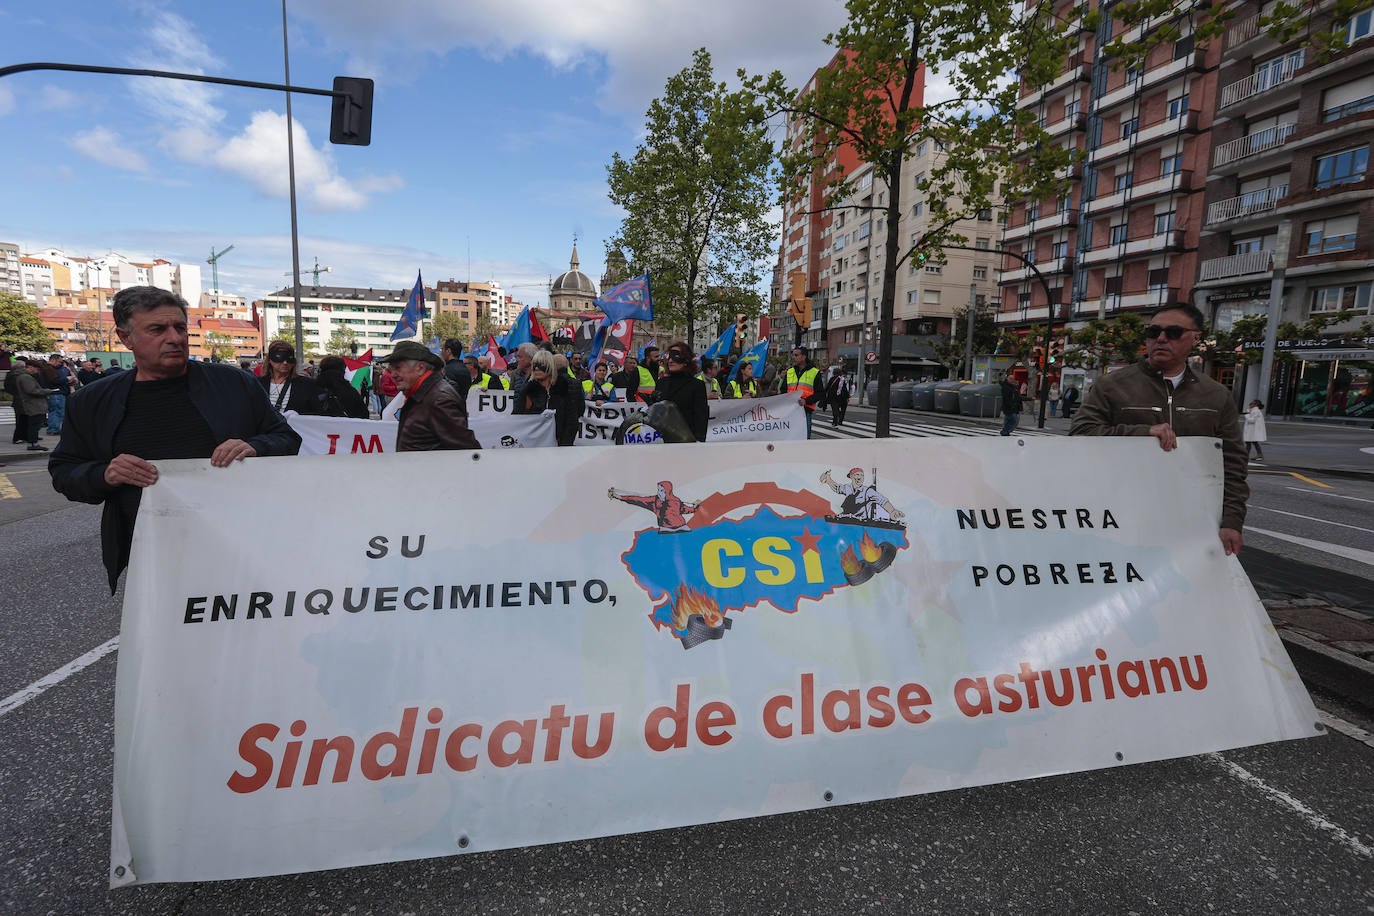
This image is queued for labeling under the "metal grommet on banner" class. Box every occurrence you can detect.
[1315,721,1325,732]
[1017,439,1025,446]
[1115,751,1124,761]
[823,790,834,802]
[457,835,470,849]
[766,444,775,452]
[114,866,125,877]
[471,453,480,461]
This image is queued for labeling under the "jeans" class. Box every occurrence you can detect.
[1000,411,1020,436]
[47,393,65,433]
[804,408,813,438]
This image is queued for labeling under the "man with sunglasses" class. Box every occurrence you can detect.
[1071,305,1247,556]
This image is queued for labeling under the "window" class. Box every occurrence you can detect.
[916,141,928,156]
[1310,282,1372,314]
[1115,173,1133,193]
[1121,117,1138,140]
[973,266,988,280]
[1148,268,1170,293]
[1254,50,1303,92]
[1027,203,1041,221]
[1304,215,1358,254]
[1052,240,1068,259]
[1323,75,1374,121]
[1018,293,1032,307]
[1125,64,1142,83]
[977,208,993,221]
[1057,196,1070,214]
[1314,147,1369,188]
[1064,99,1079,120]
[913,171,926,188]
[924,290,941,304]
[1155,211,1175,234]
[1168,94,1190,119]
[1173,35,1195,58]
[912,202,923,216]
[1160,154,1183,176]
[975,237,991,250]
[1232,237,1265,255]
[1109,223,1128,244]
[907,290,920,304]
[925,264,943,274]
[1342,7,1372,43]
[935,139,947,152]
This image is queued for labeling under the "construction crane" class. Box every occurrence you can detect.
[285,256,333,286]
[206,244,234,297]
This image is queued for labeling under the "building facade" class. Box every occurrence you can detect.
[433,279,509,331]
[0,242,21,298]
[550,244,599,315]
[1195,0,1373,419]
[260,286,432,356]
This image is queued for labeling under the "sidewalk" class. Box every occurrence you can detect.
[0,419,57,467]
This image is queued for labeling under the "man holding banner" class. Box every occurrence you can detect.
[49,285,301,592]
[377,341,479,452]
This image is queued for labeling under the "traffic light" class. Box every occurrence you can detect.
[1032,345,1045,369]
[1049,338,1063,365]
[735,314,749,345]
[329,77,374,146]
[786,270,812,329]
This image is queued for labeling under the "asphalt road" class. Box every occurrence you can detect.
[2,420,1373,913]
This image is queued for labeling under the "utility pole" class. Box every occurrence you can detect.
[1256,221,1291,415]
[962,283,977,381]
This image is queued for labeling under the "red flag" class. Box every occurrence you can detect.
[486,335,508,371]
[342,348,373,372]
[530,312,550,342]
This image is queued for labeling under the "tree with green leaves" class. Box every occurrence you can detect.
[1063,314,1149,373]
[203,330,236,362]
[326,325,359,356]
[607,47,777,344]
[931,303,1001,375]
[425,312,469,349]
[745,0,1079,435]
[0,294,56,352]
[473,311,498,347]
[272,315,298,348]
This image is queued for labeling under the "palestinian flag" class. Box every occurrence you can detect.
[344,349,373,391]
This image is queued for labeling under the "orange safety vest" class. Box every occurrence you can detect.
[786,366,820,409]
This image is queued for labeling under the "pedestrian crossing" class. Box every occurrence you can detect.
[809,414,1058,440]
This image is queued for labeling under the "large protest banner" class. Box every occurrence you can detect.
[111,438,1317,886]
[288,411,555,454]
[467,389,807,444]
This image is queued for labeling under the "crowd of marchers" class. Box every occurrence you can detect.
[31,285,1252,595]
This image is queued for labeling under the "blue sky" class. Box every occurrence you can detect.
[0,0,846,306]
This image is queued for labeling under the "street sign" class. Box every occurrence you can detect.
[865,350,878,363]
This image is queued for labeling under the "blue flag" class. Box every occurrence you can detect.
[729,340,769,381]
[391,271,428,341]
[504,306,536,352]
[595,273,653,322]
[701,324,736,361]
[426,336,442,354]
[637,338,657,361]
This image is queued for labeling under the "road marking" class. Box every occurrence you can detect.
[0,473,19,500]
[1249,505,1374,533]
[1318,711,1374,749]
[1207,753,1373,859]
[1246,526,1374,566]
[1286,487,1374,505]
[1285,472,1333,489]
[0,637,119,718]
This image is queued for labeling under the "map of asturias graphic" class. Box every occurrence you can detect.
[614,477,909,648]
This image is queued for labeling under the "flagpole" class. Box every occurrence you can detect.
[281,0,305,364]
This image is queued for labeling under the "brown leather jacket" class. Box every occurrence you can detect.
[1071,361,1248,530]
[395,371,479,451]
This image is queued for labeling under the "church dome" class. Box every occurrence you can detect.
[551,244,598,296]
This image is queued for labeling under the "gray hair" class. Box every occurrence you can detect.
[517,342,538,358]
[112,285,189,331]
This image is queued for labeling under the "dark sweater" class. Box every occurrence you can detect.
[654,373,709,442]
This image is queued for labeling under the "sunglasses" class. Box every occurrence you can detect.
[667,352,687,363]
[1144,324,1196,340]
[268,351,295,362]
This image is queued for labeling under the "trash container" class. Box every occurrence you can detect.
[933,381,966,414]
[890,380,915,409]
[959,383,1003,418]
[865,380,880,402]
[912,382,938,412]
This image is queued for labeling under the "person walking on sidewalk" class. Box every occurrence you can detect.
[1243,400,1267,463]
[999,372,1021,436]
[14,360,59,450]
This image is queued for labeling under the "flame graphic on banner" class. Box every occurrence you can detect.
[672,585,722,629]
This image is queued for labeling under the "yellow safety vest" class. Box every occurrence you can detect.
[481,372,508,390]
[786,366,820,409]
[728,379,756,399]
[636,365,657,402]
[584,378,614,399]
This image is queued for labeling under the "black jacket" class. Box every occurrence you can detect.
[515,373,585,446]
[258,373,330,415]
[653,373,709,442]
[444,358,472,401]
[314,367,370,419]
[50,362,301,592]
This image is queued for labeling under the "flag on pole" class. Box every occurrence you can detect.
[390,271,428,341]
[503,305,551,352]
[637,339,657,361]
[594,273,653,322]
[426,337,442,354]
[343,348,373,391]
[485,335,508,371]
[530,311,550,342]
[729,340,769,381]
[701,324,736,360]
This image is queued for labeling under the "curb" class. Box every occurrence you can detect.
[1277,629,1374,710]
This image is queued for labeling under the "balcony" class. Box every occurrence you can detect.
[1090,109,1201,164]
[1081,229,1187,264]
[1084,170,1194,215]
[1118,288,1184,311]
[1205,185,1288,227]
[1018,54,1092,109]
[1002,207,1079,242]
[1226,13,1261,49]
[1219,54,1304,109]
[1212,122,1296,168]
[1045,111,1088,137]
[1000,256,1074,284]
[1198,250,1274,281]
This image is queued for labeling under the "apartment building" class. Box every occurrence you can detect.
[823,151,1004,373]
[1004,0,1216,332]
[433,279,509,329]
[260,286,432,356]
[1195,1,1373,418]
[0,242,20,298]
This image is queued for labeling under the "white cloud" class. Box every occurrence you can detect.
[209,111,404,211]
[126,8,225,126]
[70,127,151,174]
[36,85,80,109]
[290,0,845,115]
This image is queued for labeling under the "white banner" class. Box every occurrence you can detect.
[467,389,806,444]
[111,438,1317,885]
[287,411,555,453]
